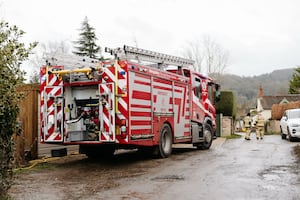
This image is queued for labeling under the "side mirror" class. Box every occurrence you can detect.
[282,116,287,121]
[215,91,221,102]
[215,84,221,102]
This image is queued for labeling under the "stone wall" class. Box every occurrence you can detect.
[222,116,233,136]
[266,120,281,133]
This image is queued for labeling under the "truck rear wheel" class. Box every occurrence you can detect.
[197,124,213,150]
[156,124,172,158]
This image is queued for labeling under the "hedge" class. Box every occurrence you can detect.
[216,90,236,118]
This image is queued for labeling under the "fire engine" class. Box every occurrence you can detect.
[40,45,220,158]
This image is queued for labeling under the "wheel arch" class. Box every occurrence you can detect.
[203,117,214,135]
[157,122,173,158]
[162,120,174,142]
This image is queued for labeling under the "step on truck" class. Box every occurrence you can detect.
[40,45,220,158]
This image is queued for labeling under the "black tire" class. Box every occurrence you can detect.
[280,127,286,139]
[287,128,294,142]
[197,124,213,150]
[156,124,173,158]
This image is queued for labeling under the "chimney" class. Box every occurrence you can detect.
[258,85,263,98]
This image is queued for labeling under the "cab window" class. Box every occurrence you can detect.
[208,83,214,103]
[194,77,202,99]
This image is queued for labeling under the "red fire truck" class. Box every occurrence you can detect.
[40,45,220,158]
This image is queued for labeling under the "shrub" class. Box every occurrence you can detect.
[0,21,37,198]
[216,90,236,118]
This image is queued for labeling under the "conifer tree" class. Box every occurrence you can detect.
[73,17,101,59]
[289,67,300,94]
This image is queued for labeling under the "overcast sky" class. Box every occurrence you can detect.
[1,0,300,76]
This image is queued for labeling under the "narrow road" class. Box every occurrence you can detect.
[97,134,300,200]
[9,134,300,200]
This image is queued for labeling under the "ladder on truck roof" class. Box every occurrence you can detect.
[105,45,195,68]
[43,53,102,83]
[44,53,100,69]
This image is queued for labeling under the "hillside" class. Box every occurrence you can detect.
[219,68,295,109]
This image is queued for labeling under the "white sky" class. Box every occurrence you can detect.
[1,0,300,76]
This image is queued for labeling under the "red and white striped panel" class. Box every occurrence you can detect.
[43,73,64,142]
[191,79,211,121]
[129,72,152,136]
[152,77,190,138]
[116,95,129,143]
[40,66,65,143]
[99,82,116,142]
[40,67,47,142]
[101,61,127,96]
[115,61,129,143]
[173,83,190,137]
[100,61,128,143]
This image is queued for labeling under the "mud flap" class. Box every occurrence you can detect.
[43,86,64,142]
[99,83,116,142]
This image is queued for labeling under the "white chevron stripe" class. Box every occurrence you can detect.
[48,76,58,85]
[103,114,110,130]
[130,116,151,121]
[131,125,151,130]
[105,68,116,82]
[47,131,60,141]
[118,97,127,111]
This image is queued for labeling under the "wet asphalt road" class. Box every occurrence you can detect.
[97,134,300,200]
[9,133,300,200]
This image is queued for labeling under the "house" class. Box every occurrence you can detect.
[256,85,300,120]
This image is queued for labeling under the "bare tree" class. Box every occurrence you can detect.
[28,40,71,83]
[182,35,230,83]
[181,40,203,72]
[202,35,215,74]
[208,39,230,83]
[202,35,230,75]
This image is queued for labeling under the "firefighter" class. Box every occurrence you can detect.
[244,113,252,140]
[255,112,265,140]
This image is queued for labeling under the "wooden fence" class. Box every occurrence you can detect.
[15,84,79,165]
[15,84,39,164]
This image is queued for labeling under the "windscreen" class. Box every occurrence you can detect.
[288,110,300,119]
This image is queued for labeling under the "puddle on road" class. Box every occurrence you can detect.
[259,165,291,183]
[262,185,277,190]
[259,165,297,189]
[260,165,290,175]
[259,165,293,192]
[262,174,280,181]
[251,149,260,152]
[151,174,185,182]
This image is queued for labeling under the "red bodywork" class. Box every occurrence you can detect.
[40,59,218,148]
